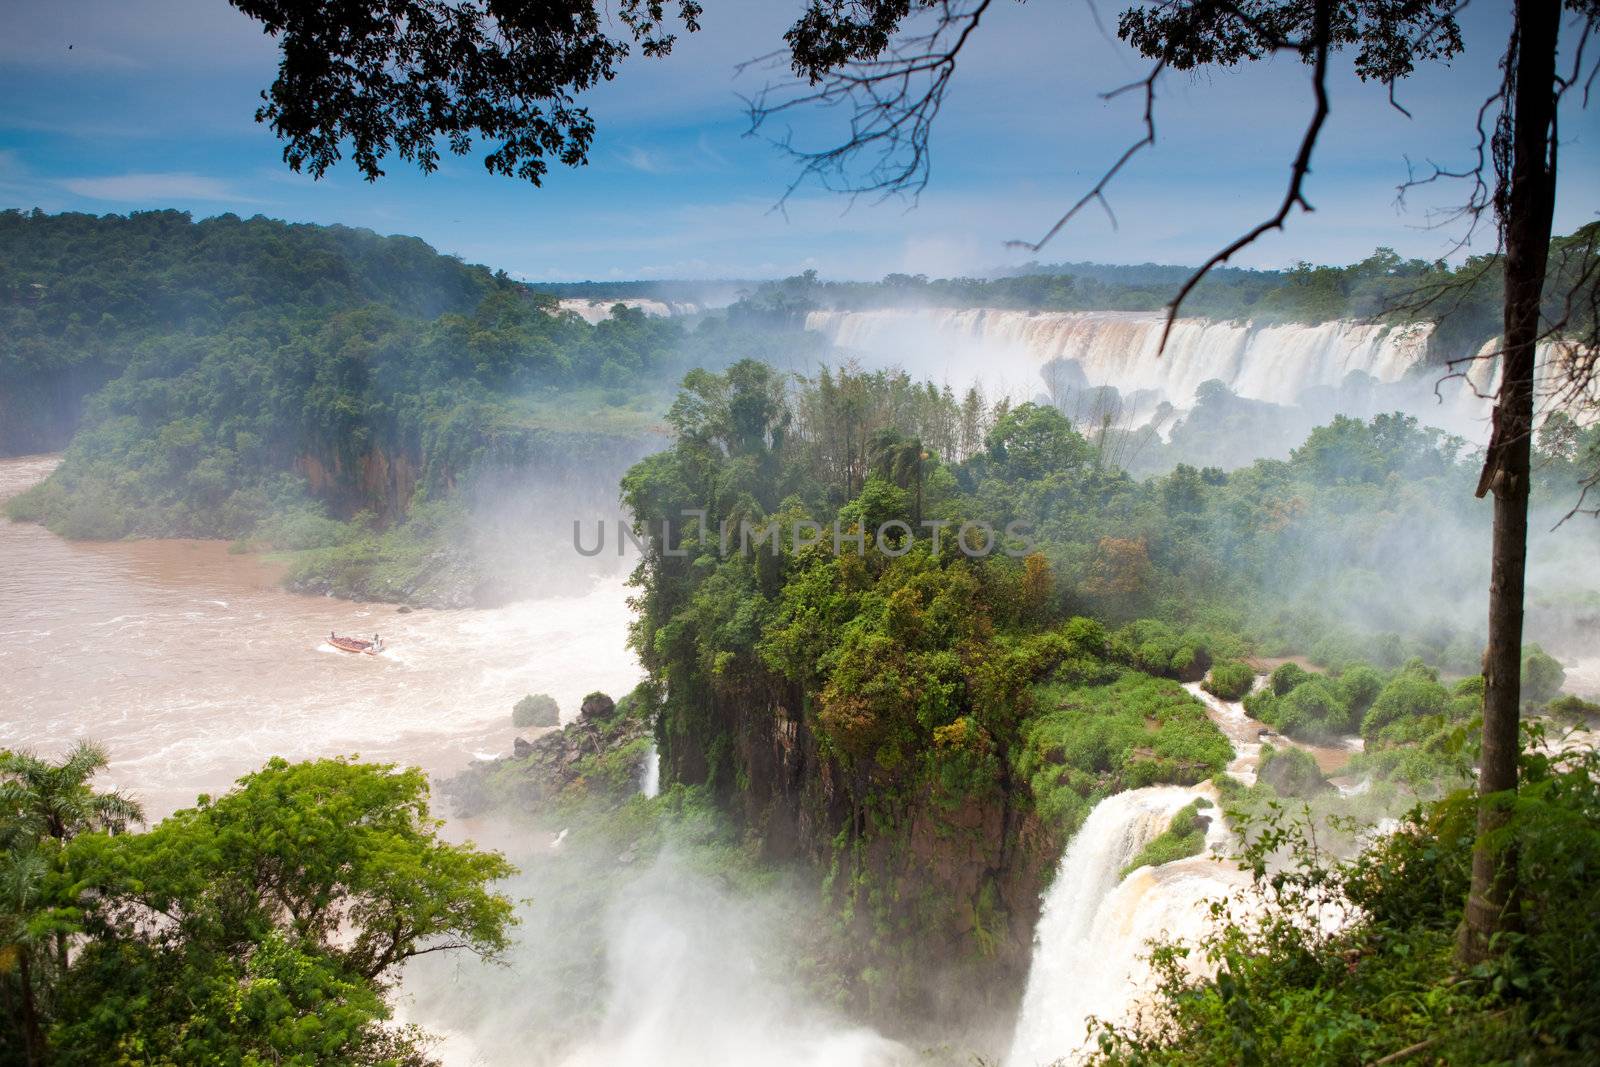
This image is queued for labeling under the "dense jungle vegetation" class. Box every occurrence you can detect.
[616,356,1600,1034]
[1,210,817,603]
[4,210,1599,1062]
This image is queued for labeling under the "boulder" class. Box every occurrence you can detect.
[579,691,617,722]
[443,685,654,817]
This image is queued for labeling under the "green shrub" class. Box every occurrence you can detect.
[1362,672,1450,744]
[512,693,561,729]
[1121,798,1212,877]
[1398,656,1439,682]
[1018,671,1232,834]
[257,503,353,551]
[1270,662,1311,696]
[1522,645,1566,704]
[1347,735,1473,793]
[1335,664,1385,719]
[1242,686,1277,722]
[1203,660,1255,701]
[1548,693,1600,723]
[1272,679,1353,740]
[1256,745,1330,797]
[1109,620,1217,680]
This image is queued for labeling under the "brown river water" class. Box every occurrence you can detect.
[0,455,640,819]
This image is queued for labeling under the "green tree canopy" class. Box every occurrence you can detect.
[52,757,515,1064]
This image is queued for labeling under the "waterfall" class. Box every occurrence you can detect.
[806,307,1596,443]
[1004,672,1392,1066]
[558,298,701,323]
[640,743,660,798]
[805,308,1433,409]
[1007,678,1280,1067]
[1006,785,1234,1067]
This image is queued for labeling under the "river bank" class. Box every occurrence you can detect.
[0,454,641,819]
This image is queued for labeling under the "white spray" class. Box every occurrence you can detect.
[1005,786,1227,1067]
[639,743,661,798]
[806,308,1432,408]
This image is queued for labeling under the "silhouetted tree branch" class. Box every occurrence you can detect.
[231,0,703,183]
[741,0,995,206]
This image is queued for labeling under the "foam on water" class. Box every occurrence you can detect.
[1007,676,1370,1066]
[1006,785,1227,1066]
[0,455,642,819]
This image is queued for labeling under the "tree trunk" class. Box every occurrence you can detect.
[1458,0,1560,966]
[17,946,45,1067]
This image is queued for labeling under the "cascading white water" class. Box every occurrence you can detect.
[1006,676,1388,1067]
[558,298,701,323]
[1005,785,1228,1067]
[807,307,1594,441]
[1008,817,1251,1067]
[806,308,1433,408]
[640,743,660,798]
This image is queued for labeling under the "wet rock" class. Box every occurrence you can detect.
[579,691,617,722]
[443,687,653,818]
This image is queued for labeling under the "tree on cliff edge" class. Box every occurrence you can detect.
[229,0,1600,964]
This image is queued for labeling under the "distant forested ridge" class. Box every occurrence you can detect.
[5,210,1593,607]
[0,209,505,453]
[526,279,748,304]
[0,210,816,604]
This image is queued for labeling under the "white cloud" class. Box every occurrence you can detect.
[618,147,668,175]
[60,172,256,203]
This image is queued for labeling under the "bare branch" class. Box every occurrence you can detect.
[742,0,995,208]
[1155,0,1336,353]
[1005,62,1165,253]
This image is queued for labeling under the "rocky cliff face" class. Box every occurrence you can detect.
[285,426,664,607]
[663,680,1058,1039]
[295,448,421,521]
[446,691,653,818]
[296,425,662,526]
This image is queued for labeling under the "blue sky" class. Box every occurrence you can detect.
[2,0,1595,281]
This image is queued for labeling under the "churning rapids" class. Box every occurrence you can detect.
[0,454,641,820]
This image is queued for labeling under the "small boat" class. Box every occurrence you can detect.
[328,633,384,655]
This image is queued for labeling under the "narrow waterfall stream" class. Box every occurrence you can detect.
[640,743,661,798]
[1005,785,1222,1066]
[1006,681,1292,1066]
